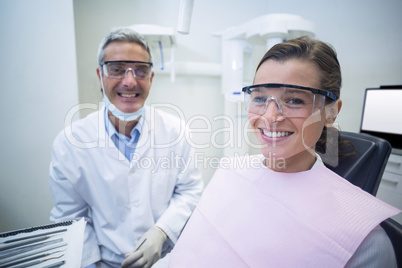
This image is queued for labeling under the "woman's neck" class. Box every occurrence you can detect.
[264,150,317,173]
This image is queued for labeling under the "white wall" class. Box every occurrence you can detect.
[1,0,401,232]
[74,0,402,182]
[0,0,79,232]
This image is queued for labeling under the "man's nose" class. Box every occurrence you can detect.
[122,68,138,87]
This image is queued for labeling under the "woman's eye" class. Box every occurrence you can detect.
[286,98,306,105]
[252,96,266,104]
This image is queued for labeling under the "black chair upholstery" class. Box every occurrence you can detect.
[380,218,402,268]
[321,131,392,196]
[320,131,401,267]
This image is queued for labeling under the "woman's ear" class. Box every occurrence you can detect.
[325,100,342,127]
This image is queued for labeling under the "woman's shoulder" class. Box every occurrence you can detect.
[346,225,397,268]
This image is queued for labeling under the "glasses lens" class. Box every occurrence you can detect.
[245,86,325,117]
[246,88,269,115]
[104,62,152,79]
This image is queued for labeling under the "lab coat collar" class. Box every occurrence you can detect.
[98,105,152,141]
[103,106,145,142]
[98,105,151,161]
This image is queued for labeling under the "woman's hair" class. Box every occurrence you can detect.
[256,36,341,103]
[256,36,352,165]
[97,27,152,66]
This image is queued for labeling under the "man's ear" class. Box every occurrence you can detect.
[97,67,104,93]
[96,67,102,83]
[149,71,155,86]
[325,100,342,127]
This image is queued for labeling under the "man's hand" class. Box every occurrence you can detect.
[121,226,168,268]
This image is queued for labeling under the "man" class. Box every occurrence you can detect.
[49,27,203,268]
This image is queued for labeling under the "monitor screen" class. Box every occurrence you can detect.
[360,86,402,150]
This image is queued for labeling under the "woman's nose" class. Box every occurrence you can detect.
[263,100,286,123]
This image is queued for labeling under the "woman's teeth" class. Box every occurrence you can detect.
[119,93,138,98]
[262,130,291,138]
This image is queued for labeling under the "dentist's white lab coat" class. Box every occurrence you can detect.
[49,105,203,267]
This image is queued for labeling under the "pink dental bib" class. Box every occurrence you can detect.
[169,159,400,267]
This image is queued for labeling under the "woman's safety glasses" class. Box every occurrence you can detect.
[101,60,153,80]
[242,83,337,118]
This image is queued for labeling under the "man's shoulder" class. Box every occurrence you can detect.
[142,105,191,149]
[145,105,186,132]
[53,109,102,147]
[146,105,183,122]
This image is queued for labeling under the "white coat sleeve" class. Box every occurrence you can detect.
[49,136,101,267]
[154,144,203,245]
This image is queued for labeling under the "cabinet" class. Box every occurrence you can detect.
[376,153,402,224]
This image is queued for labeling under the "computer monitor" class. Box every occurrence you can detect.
[360,85,402,154]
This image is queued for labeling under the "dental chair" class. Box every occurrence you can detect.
[318,131,402,267]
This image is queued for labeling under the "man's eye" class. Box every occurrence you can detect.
[135,69,147,76]
[136,66,150,74]
[109,66,125,73]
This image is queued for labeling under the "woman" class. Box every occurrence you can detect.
[158,37,400,267]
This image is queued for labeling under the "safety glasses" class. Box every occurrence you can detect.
[101,60,153,80]
[242,83,337,118]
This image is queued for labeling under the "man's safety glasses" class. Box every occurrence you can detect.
[101,61,153,80]
[242,83,337,118]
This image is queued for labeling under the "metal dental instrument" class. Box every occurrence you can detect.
[0,238,63,259]
[6,254,64,268]
[42,260,66,268]
[0,235,54,251]
[0,250,65,267]
[135,238,147,251]
[1,229,67,244]
[0,243,67,266]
